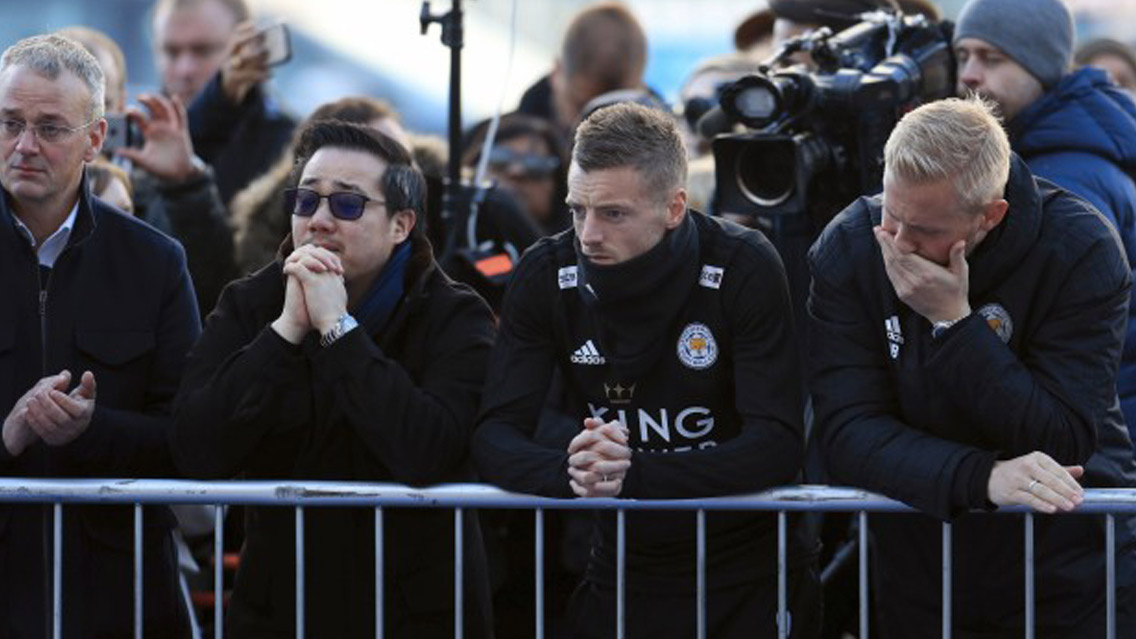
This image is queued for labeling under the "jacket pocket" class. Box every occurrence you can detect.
[74,329,156,405]
[75,329,155,366]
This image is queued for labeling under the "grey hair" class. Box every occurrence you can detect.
[1,34,106,121]
[884,96,1010,213]
[573,102,687,201]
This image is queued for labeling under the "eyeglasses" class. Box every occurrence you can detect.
[283,187,384,221]
[487,147,560,177]
[0,117,96,144]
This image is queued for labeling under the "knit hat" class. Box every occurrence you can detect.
[954,0,1074,89]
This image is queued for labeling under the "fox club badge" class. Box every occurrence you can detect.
[977,303,1013,343]
[678,323,718,370]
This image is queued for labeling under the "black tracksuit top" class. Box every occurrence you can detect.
[475,211,810,593]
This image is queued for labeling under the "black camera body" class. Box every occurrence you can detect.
[711,12,955,223]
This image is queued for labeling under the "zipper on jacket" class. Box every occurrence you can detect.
[35,264,52,377]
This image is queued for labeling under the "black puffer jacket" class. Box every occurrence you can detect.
[809,156,1136,636]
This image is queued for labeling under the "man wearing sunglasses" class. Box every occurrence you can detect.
[0,34,200,637]
[172,120,495,638]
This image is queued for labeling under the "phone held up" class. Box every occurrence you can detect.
[257,22,292,67]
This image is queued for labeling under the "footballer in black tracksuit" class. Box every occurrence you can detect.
[474,210,820,638]
[808,155,1136,638]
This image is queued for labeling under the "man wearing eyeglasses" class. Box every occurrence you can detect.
[0,34,200,637]
[171,120,495,638]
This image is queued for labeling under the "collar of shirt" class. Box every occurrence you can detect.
[13,200,80,267]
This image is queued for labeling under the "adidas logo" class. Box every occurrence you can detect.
[570,340,606,365]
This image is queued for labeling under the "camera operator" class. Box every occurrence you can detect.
[954,0,1136,446]
[809,96,1136,638]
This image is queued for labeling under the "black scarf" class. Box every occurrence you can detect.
[575,212,700,380]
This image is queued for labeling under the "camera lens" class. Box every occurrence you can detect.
[735,139,794,207]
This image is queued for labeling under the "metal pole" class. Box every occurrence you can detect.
[859,511,869,639]
[1107,514,1116,639]
[135,503,143,639]
[53,502,62,639]
[375,507,384,639]
[215,506,224,639]
[778,511,788,639]
[535,508,545,639]
[617,509,626,639]
[1024,513,1034,639]
[296,506,304,639]
[942,521,951,639]
[454,508,464,639]
[697,509,706,639]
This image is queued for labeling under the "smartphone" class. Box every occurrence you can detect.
[257,22,292,67]
[103,113,143,155]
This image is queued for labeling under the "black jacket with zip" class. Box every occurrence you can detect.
[809,156,1136,637]
[0,177,200,638]
[171,234,495,639]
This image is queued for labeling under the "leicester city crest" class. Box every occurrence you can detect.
[977,303,1013,343]
[677,323,718,370]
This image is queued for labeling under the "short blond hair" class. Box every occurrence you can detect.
[883,96,1010,213]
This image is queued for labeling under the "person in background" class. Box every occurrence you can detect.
[954,0,1136,445]
[1077,38,1136,94]
[151,0,295,204]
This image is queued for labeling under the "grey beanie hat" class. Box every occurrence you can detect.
[954,0,1074,88]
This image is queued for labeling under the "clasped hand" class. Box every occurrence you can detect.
[567,418,632,498]
[271,245,348,344]
[874,226,971,324]
[2,370,97,456]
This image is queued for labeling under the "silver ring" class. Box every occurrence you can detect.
[1027,479,1040,492]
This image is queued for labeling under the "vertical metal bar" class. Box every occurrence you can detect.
[697,509,706,639]
[859,511,869,639]
[1024,513,1034,639]
[53,502,62,639]
[778,511,788,639]
[215,506,224,639]
[942,521,952,639]
[535,509,545,639]
[295,506,304,639]
[617,509,626,639]
[1107,514,1116,639]
[375,507,384,639]
[454,508,464,639]
[135,504,143,639]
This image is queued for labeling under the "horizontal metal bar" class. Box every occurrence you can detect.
[1,480,1134,513]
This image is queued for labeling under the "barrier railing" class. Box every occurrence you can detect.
[3,479,1134,639]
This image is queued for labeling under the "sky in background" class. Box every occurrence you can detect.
[0,0,1133,135]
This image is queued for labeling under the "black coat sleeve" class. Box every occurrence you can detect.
[619,241,805,499]
[309,288,496,485]
[171,275,315,479]
[808,241,997,520]
[924,237,1131,463]
[472,250,576,498]
[158,167,238,316]
[59,240,202,477]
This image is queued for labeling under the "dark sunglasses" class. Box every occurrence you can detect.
[283,187,384,221]
[486,147,560,177]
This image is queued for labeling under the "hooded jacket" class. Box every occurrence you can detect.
[809,156,1136,636]
[1012,66,1136,438]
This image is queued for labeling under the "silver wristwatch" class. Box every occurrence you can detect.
[319,313,358,347]
[931,314,966,340]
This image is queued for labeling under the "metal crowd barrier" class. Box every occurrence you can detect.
[3,479,1135,639]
